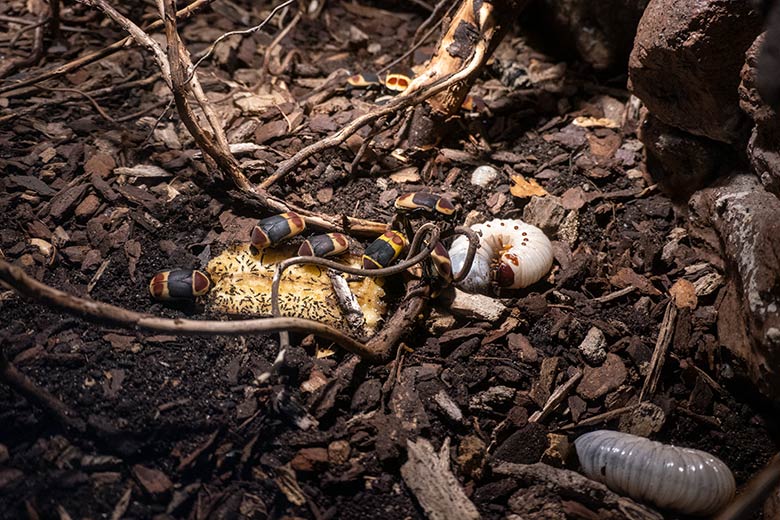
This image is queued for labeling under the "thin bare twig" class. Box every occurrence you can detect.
[0,346,87,433]
[639,301,677,401]
[188,0,295,80]
[261,36,490,189]
[261,9,301,77]
[0,0,213,95]
[271,223,442,353]
[0,259,380,361]
[0,9,46,79]
[0,75,161,123]
[376,0,456,76]
[161,0,245,185]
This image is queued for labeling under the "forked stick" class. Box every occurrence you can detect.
[0,259,381,361]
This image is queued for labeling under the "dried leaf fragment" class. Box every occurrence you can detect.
[510,174,548,198]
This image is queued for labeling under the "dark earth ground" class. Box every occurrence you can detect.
[1,1,778,519]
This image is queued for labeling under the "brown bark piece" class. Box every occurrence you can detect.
[493,462,663,520]
[401,437,480,520]
[404,0,528,148]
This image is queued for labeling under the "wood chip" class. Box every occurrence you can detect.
[114,165,171,178]
[401,438,480,520]
[132,464,172,496]
[7,175,56,196]
[640,301,678,401]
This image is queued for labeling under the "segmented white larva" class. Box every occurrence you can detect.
[575,430,735,516]
[448,218,553,293]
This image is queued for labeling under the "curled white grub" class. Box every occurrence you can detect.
[575,430,735,516]
[449,218,553,293]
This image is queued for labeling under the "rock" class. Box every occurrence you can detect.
[640,113,734,200]
[577,327,607,366]
[523,0,650,70]
[689,174,780,398]
[507,333,539,364]
[541,433,572,467]
[576,353,627,400]
[740,33,780,196]
[327,440,351,465]
[469,386,516,412]
[619,401,666,436]
[494,423,549,464]
[522,196,566,237]
[433,390,464,423]
[448,289,507,322]
[132,464,173,497]
[290,447,328,472]
[457,435,487,480]
[629,0,761,144]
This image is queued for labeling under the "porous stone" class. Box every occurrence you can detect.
[522,195,566,237]
[640,113,734,200]
[576,353,627,400]
[577,326,607,366]
[740,33,780,196]
[523,0,650,70]
[494,423,549,464]
[629,0,762,144]
[689,174,780,399]
[619,402,666,436]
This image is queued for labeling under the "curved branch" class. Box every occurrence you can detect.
[270,224,442,350]
[261,38,489,189]
[0,259,380,361]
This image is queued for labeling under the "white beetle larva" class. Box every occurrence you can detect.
[448,218,553,293]
[575,430,735,516]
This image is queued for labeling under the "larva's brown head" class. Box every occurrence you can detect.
[495,262,516,287]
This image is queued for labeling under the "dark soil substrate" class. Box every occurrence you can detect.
[0,2,777,519]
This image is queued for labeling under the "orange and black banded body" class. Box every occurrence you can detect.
[149,269,211,301]
[298,233,349,258]
[383,73,411,93]
[394,192,456,218]
[250,212,306,249]
[430,241,453,284]
[461,94,487,112]
[346,72,381,89]
[362,231,408,269]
